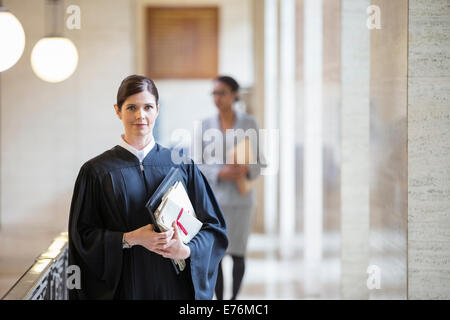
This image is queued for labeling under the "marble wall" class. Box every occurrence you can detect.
[340,0,450,300]
[408,0,450,299]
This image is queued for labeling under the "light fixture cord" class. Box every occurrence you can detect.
[52,0,57,35]
[0,73,2,231]
[46,0,63,37]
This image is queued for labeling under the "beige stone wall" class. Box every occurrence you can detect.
[408,0,450,299]
[1,0,134,228]
[0,0,134,296]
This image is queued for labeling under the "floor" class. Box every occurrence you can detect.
[218,232,341,300]
[0,228,341,300]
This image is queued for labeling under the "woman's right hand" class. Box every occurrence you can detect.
[124,224,175,253]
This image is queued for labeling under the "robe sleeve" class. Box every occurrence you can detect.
[68,163,124,299]
[184,161,228,300]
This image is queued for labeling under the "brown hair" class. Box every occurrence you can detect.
[116,75,159,110]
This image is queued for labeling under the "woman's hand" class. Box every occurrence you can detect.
[124,224,175,253]
[218,164,248,181]
[153,221,191,260]
[236,164,249,177]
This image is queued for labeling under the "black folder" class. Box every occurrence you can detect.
[145,166,185,275]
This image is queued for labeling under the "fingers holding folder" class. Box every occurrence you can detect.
[153,221,191,260]
[152,177,203,271]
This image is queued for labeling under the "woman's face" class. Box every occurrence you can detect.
[114,90,159,139]
[212,81,237,112]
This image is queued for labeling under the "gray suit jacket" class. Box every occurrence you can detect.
[198,109,264,209]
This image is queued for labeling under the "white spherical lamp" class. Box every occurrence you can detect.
[0,10,26,72]
[31,37,78,83]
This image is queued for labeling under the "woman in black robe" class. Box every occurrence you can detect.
[68,75,228,299]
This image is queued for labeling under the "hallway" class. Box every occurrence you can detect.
[1,0,449,300]
[234,233,340,300]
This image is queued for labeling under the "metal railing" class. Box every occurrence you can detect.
[2,232,69,300]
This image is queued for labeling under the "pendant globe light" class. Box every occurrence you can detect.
[0,2,26,72]
[31,0,78,83]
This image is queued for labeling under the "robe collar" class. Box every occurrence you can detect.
[119,134,155,163]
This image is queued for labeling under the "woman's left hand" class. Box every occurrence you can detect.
[153,221,191,260]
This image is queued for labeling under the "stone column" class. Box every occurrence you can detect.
[279,0,297,258]
[263,0,279,237]
[303,0,323,295]
[408,0,450,299]
[369,0,408,300]
[340,0,370,299]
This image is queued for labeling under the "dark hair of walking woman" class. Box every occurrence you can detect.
[214,75,240,102]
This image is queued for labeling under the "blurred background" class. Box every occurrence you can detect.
[0,0,449,300]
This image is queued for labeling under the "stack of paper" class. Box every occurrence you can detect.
[154,181,203,270]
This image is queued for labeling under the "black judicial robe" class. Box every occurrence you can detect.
[68,143,228,300]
